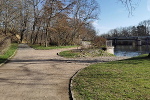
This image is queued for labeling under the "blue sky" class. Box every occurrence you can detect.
[93,0,150,35]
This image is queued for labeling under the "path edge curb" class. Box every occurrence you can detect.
[0,48,18,67]
[69,68,83,100]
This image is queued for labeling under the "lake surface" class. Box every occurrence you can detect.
[114,45,150,57]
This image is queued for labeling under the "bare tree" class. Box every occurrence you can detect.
[41,0,76,47]
[0,0,19,35]
[29,0,43,44]
[1,0,139,48]
[119,0,139,16]
[70,0,100,43]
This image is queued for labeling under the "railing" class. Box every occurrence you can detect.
[107,36,150,40]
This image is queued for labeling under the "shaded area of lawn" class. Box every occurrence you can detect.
[0,43,18,64]
[72,54,150,100]
[29,44,78,50]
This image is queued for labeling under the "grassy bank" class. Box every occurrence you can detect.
[0,43,18,64]
[59,49,115,58]
[72,54,150,100]
[30,44,78,50]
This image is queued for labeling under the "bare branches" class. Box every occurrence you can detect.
[119,0,140,16]
[0,0,99,46]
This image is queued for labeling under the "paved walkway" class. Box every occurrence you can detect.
[0,44,130,100]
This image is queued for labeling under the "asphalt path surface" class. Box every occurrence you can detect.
[0,44,130,100]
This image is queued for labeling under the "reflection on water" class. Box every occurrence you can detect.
[114,45,150,57]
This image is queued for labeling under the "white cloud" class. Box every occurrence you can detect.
[147,0,150,11]
[98,26,110,30]
[91,20,112,34]
[92,20,99,26]
[92,20,110,30]
[94,25,111,35]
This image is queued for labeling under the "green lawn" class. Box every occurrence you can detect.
[72,54,150,100]
[59,50,80,58]
[0,43,18,64]
[30,44,78,50]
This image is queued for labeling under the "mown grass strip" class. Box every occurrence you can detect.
[72,54,150,100]
[30,44,78,50]
[59,49,115,58]
[0,43,18,64]
[59,50,80,58]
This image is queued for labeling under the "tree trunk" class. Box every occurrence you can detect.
[45,31,48,47]
[33,33,38,44]
[20,29,25,43]
[148,53,150,57]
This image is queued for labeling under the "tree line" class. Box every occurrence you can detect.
[0,0,138,47]
[101,19,150,38]
[0,0,100,47]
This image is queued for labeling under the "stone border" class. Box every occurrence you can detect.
[69,68,83,100]
[0,48,18,67]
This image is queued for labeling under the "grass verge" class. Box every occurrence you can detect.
[72,54,150,100]
[0,43,18,64]
[30,44,78,50]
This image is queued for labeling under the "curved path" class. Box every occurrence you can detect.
[0,44,130,100]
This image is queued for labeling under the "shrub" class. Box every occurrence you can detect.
[92,36,106,48]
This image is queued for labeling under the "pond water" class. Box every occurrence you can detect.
[114,45,150,57]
